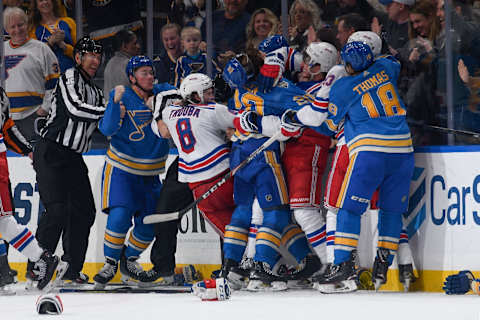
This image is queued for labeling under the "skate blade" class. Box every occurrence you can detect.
[43,261,69,293]
[374,279,384,292]
[402,278,411,292]
[137,277,175,288]
[314,280,358,293]
[246,280,287,292]
[0,286,15,296]
[287,279,313,289]
[94,282,107,290]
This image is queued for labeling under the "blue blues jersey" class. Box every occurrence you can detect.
[99,83,174,176]
[325,56,413,155]
[173,52,219,87]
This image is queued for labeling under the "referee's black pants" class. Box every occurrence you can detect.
[150,157,193,275]
[33,139,96,277]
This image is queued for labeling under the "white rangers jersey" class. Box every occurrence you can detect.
[162,102,236,183]
[4,39,60,120]
[296,64,347,145]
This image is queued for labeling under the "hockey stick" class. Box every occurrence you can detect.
[143,132,282,224]
[408,120,480,139]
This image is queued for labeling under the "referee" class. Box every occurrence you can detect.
[33,37,106,284]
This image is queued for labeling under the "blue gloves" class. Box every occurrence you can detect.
[443,270,474,295]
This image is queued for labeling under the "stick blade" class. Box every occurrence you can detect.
[143,212,181,224]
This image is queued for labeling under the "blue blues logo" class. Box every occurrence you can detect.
[404,166,426,238]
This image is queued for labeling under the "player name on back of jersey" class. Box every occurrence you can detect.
[167,105,202,120]
[352,70,389,94]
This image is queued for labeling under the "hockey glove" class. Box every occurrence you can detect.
[233,110,260,135]
[257,63,282,93]
[191,278,231,301]
[280,109,303,139]
[443,270,477,295]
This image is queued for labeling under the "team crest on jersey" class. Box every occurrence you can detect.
[188,62,205,73]
[5,54,26,79]
[277,81,288,88]
[265,194,273,202]
[127,110,152,142]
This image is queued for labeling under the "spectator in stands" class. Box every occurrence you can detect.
[335,13,368,47]
[28,0,76,73]
[153,23,183,85]
[372,0,412,57]
[85,0,142,61]
[245,8,279,51]
[103,30,140,96]
[320,0,379,26]
[201,0,250,60]
[288,0,322,52]
[174,27,219,87]
[396,0,441,144]
[4,6,60,142]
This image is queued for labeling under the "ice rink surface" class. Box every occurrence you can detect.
[2,287,480,320]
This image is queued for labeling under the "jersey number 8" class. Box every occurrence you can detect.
[176,118,196,154]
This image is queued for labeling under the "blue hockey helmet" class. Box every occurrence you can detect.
[258,35,289,53]
[223,57,248,89]
[341,41,374,73]
[126,55,154,79]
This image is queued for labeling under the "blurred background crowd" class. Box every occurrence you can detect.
[3,0,480,147]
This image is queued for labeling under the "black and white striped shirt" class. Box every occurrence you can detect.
[41,66,105,153]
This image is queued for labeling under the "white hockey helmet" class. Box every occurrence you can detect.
[180,73,214,103]
[304,42,339,74]
[36,294,64,315]
[347,31,382,57]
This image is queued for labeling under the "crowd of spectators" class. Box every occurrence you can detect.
[2,0,480,146]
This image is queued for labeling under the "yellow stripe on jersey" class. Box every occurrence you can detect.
[106,149,166,171]
[336,152,358,208]
[348,137,412,153]
[264,150,289,204]
[6,91,45,98]
[102,163,113,210]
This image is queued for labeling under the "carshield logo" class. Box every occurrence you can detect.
[404,166,426,238]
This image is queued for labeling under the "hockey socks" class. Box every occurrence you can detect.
[377,209,402,265]
[325,209,337,264]
[0,216,42,261]
[334,208,360,265]
[293,208,326,263]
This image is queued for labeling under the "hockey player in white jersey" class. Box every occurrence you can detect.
[154,74,251,295]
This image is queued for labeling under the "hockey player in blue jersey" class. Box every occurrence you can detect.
[222,51,321,291]
[94,56,173,288]
[312,42,415,292]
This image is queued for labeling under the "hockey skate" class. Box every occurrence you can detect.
[119,255,144,286]
[313,252,357,293]
[25,259,38,290]
[399,263,417,292]
[34,250,60,290]
[219,258,250,291]
[61,271,89,287]
[372,248,390,291]
[93,258,118,289]
[247,261,287,292]
[0,255,15,295]
[277,255,322,289]
[136,268,176,287]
